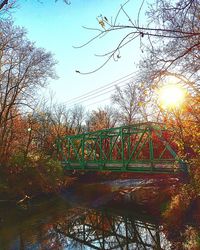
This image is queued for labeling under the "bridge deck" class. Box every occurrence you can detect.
[63,162,182,173]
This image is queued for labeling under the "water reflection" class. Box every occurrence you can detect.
[52,208,171,250]
[0,196,171,250]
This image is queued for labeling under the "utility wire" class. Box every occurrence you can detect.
[66,71,137,107]
[67,80,131,107]
[65,71,137,105]
[86,97,111,107]
[66,81,130,108]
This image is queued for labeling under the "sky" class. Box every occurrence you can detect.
[12,0,147,110]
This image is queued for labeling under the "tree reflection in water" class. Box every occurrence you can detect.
[43,208,171,250]
[0,198,171,250]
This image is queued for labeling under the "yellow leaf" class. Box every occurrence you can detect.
[138,102,143,107]
[99,20,105,28]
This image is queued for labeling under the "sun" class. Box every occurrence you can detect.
[158,84,186,109]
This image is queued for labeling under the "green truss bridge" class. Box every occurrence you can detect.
[56,123,187,174]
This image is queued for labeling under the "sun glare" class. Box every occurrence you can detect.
[158,84,186,109]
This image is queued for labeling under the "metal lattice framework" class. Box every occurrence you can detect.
[56,122,187,173]
[54,208,170,249]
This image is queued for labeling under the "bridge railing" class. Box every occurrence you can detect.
[56,122,187,173]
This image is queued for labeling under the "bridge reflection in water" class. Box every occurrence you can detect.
[53,208,171,250]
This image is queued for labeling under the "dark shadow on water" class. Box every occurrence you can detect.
[0,194,172,250]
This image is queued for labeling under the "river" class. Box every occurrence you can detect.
[0,178,198,249]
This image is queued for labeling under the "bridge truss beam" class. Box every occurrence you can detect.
[56,123,187,173]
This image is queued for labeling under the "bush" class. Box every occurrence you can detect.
[0,151,74,199]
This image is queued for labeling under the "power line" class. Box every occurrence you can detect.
[86,97,111,107]
[66,71,138,107]
[66,81,131,108]
[67,81,130,108]
[65,72,137,105]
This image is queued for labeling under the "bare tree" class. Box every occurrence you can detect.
[0,0,15,11]
[136,0,200,94]
[74,0,200,77]
[49,104,67,137]
[0,0,70,13]
[111,82,148,125]
[0,20,56,162]
[86,106,118,131]
[47,104,86,135]
[68,105,85,134]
